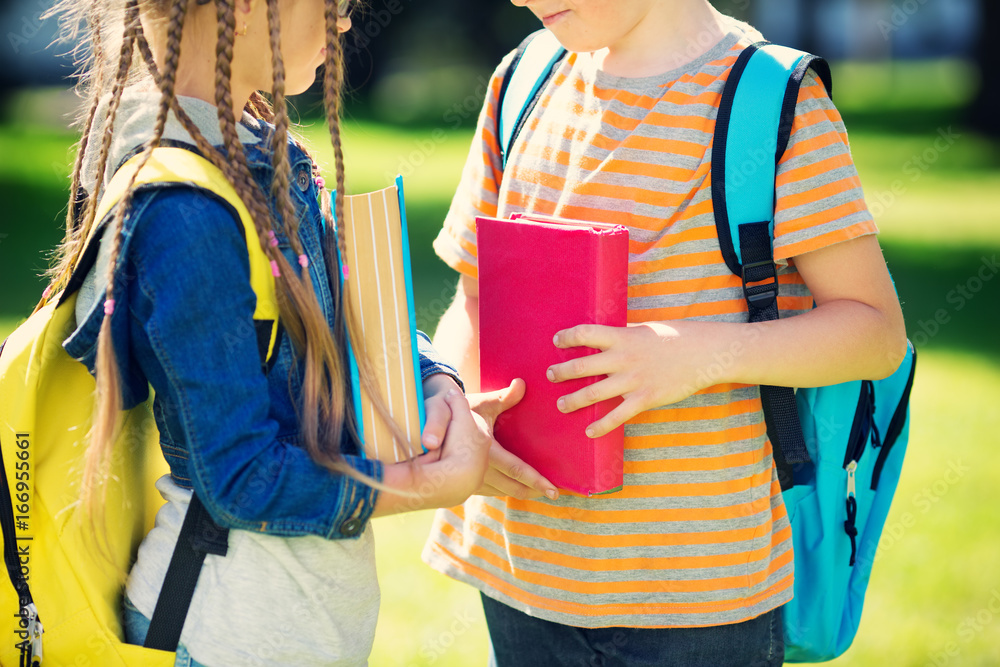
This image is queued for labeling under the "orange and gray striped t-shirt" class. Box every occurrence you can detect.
[424,22,878,628]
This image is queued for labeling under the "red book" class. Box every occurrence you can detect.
[476,214,630,495]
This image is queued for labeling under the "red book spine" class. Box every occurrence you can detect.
[590,228,629,494]
[477,216,628,495]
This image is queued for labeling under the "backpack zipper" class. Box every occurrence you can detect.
[843,380,875,566]
[0,341,43,663]
[845,461,859,566]
[843,380,874,467]
[871,351,917,490]
[0,433,42,664]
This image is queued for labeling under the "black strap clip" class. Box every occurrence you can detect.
[738,222,780,320]
[742,258,779,313]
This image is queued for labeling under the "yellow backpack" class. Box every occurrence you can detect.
[0,147,278,665]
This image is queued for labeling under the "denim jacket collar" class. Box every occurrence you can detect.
[81,88,265,197]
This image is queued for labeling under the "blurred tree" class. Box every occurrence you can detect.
[710,0,751,21]
[340,0,536,123]
[797,0,820,55]
[968,0,999,137]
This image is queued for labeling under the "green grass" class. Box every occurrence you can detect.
[831,59,980,117]
[371,511,490,666]
[1,62,999,664]
[0,124,79,316]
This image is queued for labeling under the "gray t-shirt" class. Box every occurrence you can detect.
[127,476,379,666]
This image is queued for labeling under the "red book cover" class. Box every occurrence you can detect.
[476,214,629,495]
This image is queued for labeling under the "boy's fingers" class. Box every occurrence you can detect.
[484,378,527,419]
[556,375,628,414]
[547,352,615,384]
[477,482,510,497]
[482,468,542,500]
[469,378,526,424]
[553,324,617,350]
[586,399,637,439]
[497,378,526,412]
[489,441,559,500]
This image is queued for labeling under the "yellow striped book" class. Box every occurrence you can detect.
[340,177,425,462]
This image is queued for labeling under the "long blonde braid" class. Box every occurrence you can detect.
[80,0,143,517]
[322,0,420,462]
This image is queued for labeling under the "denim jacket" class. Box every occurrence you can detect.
[64,106,460,541]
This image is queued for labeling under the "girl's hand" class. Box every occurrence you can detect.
[420,373,463,456]
[547,321,718,439]
[374,389,491,515]
[467,379,559,501]
[418,389,492,507]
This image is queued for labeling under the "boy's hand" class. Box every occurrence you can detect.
[547,321,716,438]
[468,379,559,501]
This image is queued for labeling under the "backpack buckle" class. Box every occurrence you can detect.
[742,259,778,313]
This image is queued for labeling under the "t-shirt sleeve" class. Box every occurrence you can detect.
[432,55,515,279]
[773,69,878,262]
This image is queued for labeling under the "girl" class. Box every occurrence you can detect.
[49,0,502,663]
[425,1,908,666]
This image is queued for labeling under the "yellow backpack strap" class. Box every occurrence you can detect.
[94,147,280,363]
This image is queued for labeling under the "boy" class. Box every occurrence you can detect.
[424,1,907,665]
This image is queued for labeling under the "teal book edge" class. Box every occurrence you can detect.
[333,177,426,459]
[396,175,428,437]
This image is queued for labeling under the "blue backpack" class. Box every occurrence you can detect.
[498,29,917,662]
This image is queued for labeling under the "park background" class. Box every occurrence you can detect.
[1,0,998,664]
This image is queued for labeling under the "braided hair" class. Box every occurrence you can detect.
[48,0,419,519]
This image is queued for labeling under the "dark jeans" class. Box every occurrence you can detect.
[481,593,784,667]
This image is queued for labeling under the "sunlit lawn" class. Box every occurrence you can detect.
[1,58,999,665]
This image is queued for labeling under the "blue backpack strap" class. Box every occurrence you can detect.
[497,29,567,170]
[712,42,832,490]
[713,42,832,275]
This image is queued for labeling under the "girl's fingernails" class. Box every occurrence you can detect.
[552,334,560,346]
[546,489,558,500]
[585,427,595,438]
[425,435,439,446]
[547,369,555,382]
[557,398,566,412]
